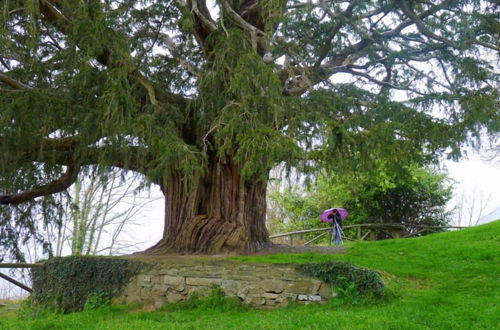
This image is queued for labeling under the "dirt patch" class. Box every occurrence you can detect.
[126,243,348,265]
[0,301,21,317]
[407,276,430,290]
[127,244,347,264]
[246,244,347,256]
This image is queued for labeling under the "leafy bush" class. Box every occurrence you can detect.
[298,261,385,298]
[357,168,452,228]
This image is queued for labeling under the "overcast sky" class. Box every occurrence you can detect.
[444,153,500,222]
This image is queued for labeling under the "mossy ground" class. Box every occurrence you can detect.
[1,221,498,329]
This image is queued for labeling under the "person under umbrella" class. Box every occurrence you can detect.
[328,208,342,228]
[328,209,342,245]
[320,208,348,246]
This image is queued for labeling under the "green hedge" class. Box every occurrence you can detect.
[297,261,385,297]
[31,256,140,312]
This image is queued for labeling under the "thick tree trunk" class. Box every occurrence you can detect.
[144,158,271,254]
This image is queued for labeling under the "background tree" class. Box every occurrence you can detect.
[0,168,158,299]
[0,0,498,256]
[67,168,159,256]
[480,134,500,166]
[453,189,492,227]
[268,165,453,240]
[354,168,453,233]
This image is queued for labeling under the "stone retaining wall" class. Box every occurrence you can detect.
[120,258,335,308]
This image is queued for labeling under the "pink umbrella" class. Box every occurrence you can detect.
[320,208,348,223]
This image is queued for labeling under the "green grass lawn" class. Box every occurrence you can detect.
[1,221,499,329]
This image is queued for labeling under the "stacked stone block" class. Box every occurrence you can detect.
[120,259,335,308]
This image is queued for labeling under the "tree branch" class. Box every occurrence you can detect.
[38,0,71,33]
[37,0,163,107]
[404,60,454,91]
[383,0,455,38]
[220,0,265,37]
[190,0,217,32]
[314,0,359,67]
[288,0,464,93]
[341,68,424,95]
[0,163,79,205]
[473,39,500,52]
[0,72,29,90]
[0,58,11,70]
[158,33,200,76]
[396,0,457,48]
[176,0,217,51]
[1,135,151,177]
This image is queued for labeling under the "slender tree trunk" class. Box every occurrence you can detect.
[145,157,271,254]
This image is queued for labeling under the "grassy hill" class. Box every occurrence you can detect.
[1,221,499,329]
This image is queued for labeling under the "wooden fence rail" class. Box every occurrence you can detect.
[0,263,41,293]
[269,223,468,245]
[0,263,42,268]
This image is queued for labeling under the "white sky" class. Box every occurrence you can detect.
[444,153,500,222]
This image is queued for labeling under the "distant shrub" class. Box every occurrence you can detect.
[297,261,385,299]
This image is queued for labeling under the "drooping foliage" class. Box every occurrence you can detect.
[0,0,498,257]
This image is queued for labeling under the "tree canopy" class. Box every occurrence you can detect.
[0,0,498,257]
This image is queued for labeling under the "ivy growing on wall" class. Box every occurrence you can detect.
[298,261,385,298]
[31,256,140,312]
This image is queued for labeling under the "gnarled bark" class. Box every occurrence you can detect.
[145,157,270,254]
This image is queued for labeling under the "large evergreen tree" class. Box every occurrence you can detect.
[0,0,498,256]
